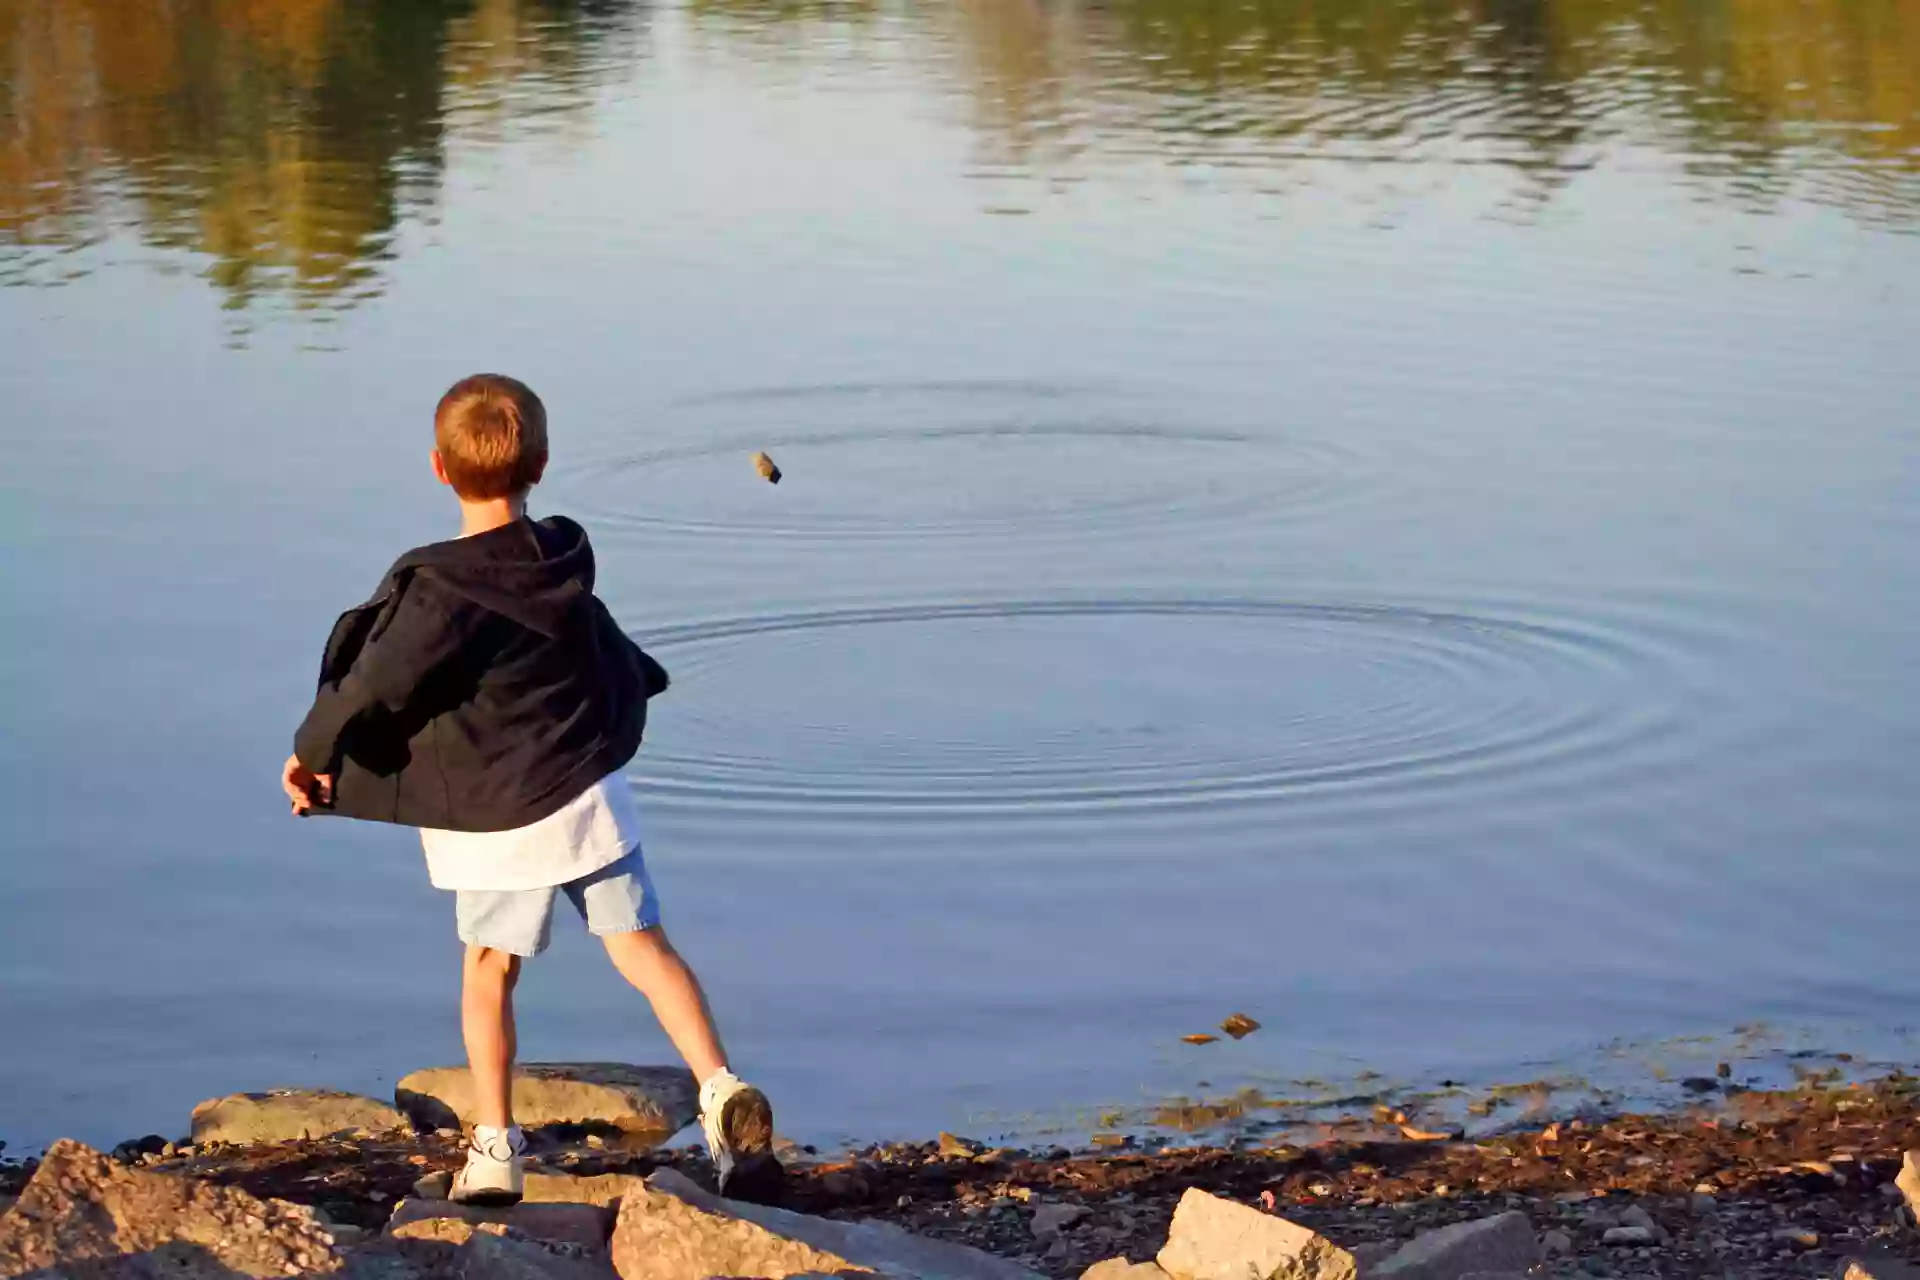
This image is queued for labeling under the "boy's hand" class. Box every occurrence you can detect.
[282,755,334,815]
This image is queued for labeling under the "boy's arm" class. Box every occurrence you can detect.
[293,578,471,775]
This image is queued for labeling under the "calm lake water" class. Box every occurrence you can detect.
[3,0,1918,1155]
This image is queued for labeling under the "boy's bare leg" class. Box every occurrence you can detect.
[462,945,522,1129]
[604,927,777,1198]
[601,927,728,1080]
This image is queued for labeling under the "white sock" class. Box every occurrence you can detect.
[472,1124,524,1159]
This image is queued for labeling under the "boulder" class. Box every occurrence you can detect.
[1897,1152,1920,1220]
[1084,1262,1169,1280]
[1370,1214,1540,1280]
[521,1176,647,1211]
[1032,1205,1090,1239]
[1841,1254,1920,1280]
[0,1139,341,1279]
[387,1200,612,1250]
[1349,1243,1397,1273]
[456,1227,615,1280]
[1156,1190,1356,1280]
[611,1168,1041,1280]
[395,1066,696,1142]
[192,1090,408,1145]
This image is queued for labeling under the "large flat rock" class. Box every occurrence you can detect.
[395,1066,695,1141]
[520,1176,648,1211]
[192,1090,408,1145]
[1369,1214,1540,1280]
[0,1139,341,1279]
[387,1201,612,1251]
[611,1168,1042,1280]
[457,1228,616,1280]
[1156,1189,1356,1280]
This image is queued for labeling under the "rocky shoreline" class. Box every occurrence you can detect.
[9,1072,1920,1280]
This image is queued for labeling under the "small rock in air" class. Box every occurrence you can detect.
[1182,1034,1219,1045]
[752,451,782,484]
[1219,1013,1261,1040]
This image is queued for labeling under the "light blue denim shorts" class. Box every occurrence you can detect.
[455,847,661,957]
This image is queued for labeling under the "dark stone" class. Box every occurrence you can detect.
[110,1135,169,1164]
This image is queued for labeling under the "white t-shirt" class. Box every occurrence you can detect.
[420,771,641,891]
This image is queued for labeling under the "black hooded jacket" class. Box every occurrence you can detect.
[293,516,667,831]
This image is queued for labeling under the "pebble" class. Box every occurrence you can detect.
[1773,1229,1820,1248]
[937,1133,980,1160]
[1691,1193,1718,1215]
[1619,1206,1656,1232]
[411,1170,452,1200]
[1602,1227,1654,1246]
[821,1170,869,1200]
[1541,1230,1574,1257]
[1579,1257,1611,1276]
[1031,1203,1090,1238]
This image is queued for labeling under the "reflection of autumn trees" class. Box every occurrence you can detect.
[697,0,1917,218]
[0,0,640,308]
[3,0,1911,307]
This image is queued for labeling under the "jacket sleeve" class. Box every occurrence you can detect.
[293,578,470,774]
[592,597,669,699]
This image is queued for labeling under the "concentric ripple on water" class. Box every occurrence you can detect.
[632,597,1682,816]
[544,381,1367,544]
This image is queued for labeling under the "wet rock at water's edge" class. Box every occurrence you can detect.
[192,1089,408,1145]
[394,1064,695,1143]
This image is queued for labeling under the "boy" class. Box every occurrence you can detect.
[281,373,774,1206]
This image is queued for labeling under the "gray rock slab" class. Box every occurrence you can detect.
[1371,1214,1540,1280]
[611,1167,1041,1280]
[395,1066,695,1142]
[1351,1242,1398,1274]
[191,1090,407,1145]
[1156,1189,1357,1280]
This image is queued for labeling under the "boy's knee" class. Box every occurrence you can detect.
[605,925,673,960]
[464,945,522,984]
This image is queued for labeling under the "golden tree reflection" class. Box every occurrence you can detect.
[692,0,1918,220]
[0,0,640,309]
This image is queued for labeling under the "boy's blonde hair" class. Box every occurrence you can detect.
[434,374,549,499]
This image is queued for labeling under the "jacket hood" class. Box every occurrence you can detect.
[392,516,594,638]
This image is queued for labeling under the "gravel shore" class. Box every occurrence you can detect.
[8,1076,1920,1280]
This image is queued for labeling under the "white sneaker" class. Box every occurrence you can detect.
[698,1070,778,1199]
[450,1124,525,1206]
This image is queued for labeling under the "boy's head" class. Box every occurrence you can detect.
[432,374,548,500]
